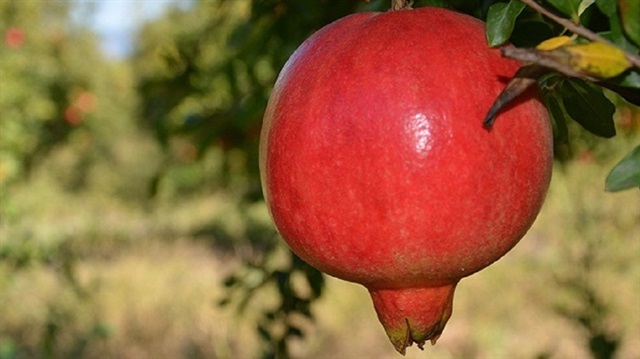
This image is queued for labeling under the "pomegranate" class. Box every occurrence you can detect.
[259,6,552,354]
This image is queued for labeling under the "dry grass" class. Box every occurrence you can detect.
[1,134,639,359]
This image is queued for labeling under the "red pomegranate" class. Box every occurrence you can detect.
[259,6,552,354]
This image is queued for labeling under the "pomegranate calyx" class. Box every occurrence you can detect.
[369,284,457,355]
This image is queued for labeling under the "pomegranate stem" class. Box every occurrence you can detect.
[391,0,413,11]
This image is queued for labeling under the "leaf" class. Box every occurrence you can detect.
[420,0,451,6]
[536,36,575,50]
[503,42,631,80]
[618,0,640,46]
[600,70,640,106]
[546,0,582,20]
[595,0,617,17]
[303,266,324,298]
[560,78,616,137]
[605,145,640,191]
[543,90,570,143]
[562,42,632,79]
[510,20,555,47]
[615,70,640,88]
[604,10,640,53]
[502,46,597,80]
[578,0,596,16]
[486,0,527,47]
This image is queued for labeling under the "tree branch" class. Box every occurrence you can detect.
[391,0,413,11]
[518,0,640,69]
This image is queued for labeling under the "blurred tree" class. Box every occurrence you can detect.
[133,3,389,357]
[0,0,137,197]
[133,0,639,195]
[1,0,633,356]
[1,2,140,357]
[133,0,391,199]
[132,0,638,357]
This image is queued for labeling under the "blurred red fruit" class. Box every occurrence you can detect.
[5,27,25,48]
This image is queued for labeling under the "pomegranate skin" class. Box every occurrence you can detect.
[260,7,552,353]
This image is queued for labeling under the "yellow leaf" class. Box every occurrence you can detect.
[563,42,631,79]
[536,36,574,51]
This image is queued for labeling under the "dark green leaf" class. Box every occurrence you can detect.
[486,0,527,47]
[274,270,290,296]
[605,145,640,191]
[361,0,388,11]
[618,0,640,46]
[299,258,325,298]
[605,9,640,53]
[595,0,617,17]
[546,0,582,19]
[419,0,452,7]
[544,91,570,143]
[600,71,640,106]
[604,70,640,89]
[560,79,616,137]
[510,20,555,47]
[304,268,324,298]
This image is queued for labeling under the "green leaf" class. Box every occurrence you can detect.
[544,91,569,143]
[510,20,555,47]
[618,0,640,46]
[605,145,640,191]
[546,0,582,20]
[419,0,451,7]
[303,266,324,298]
[616,70,640,88]
[605,8,640,53]
[560,79,616,137]
[595,0,617,17]
[578,0,596,16]
[601,70,640,106]
[486,0,527,47]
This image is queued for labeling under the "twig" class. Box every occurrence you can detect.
[391,0,413,11]
[518,0,640,69]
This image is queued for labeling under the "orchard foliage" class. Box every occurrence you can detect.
[133,1,376,199]
[133,3,378,356]
[0,0,637,358]
[0,1,136,192]
[134,0,638,357]
[481,0,640,191]
[134,0,639,198]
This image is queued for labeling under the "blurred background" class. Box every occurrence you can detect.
[0,1,638,358]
